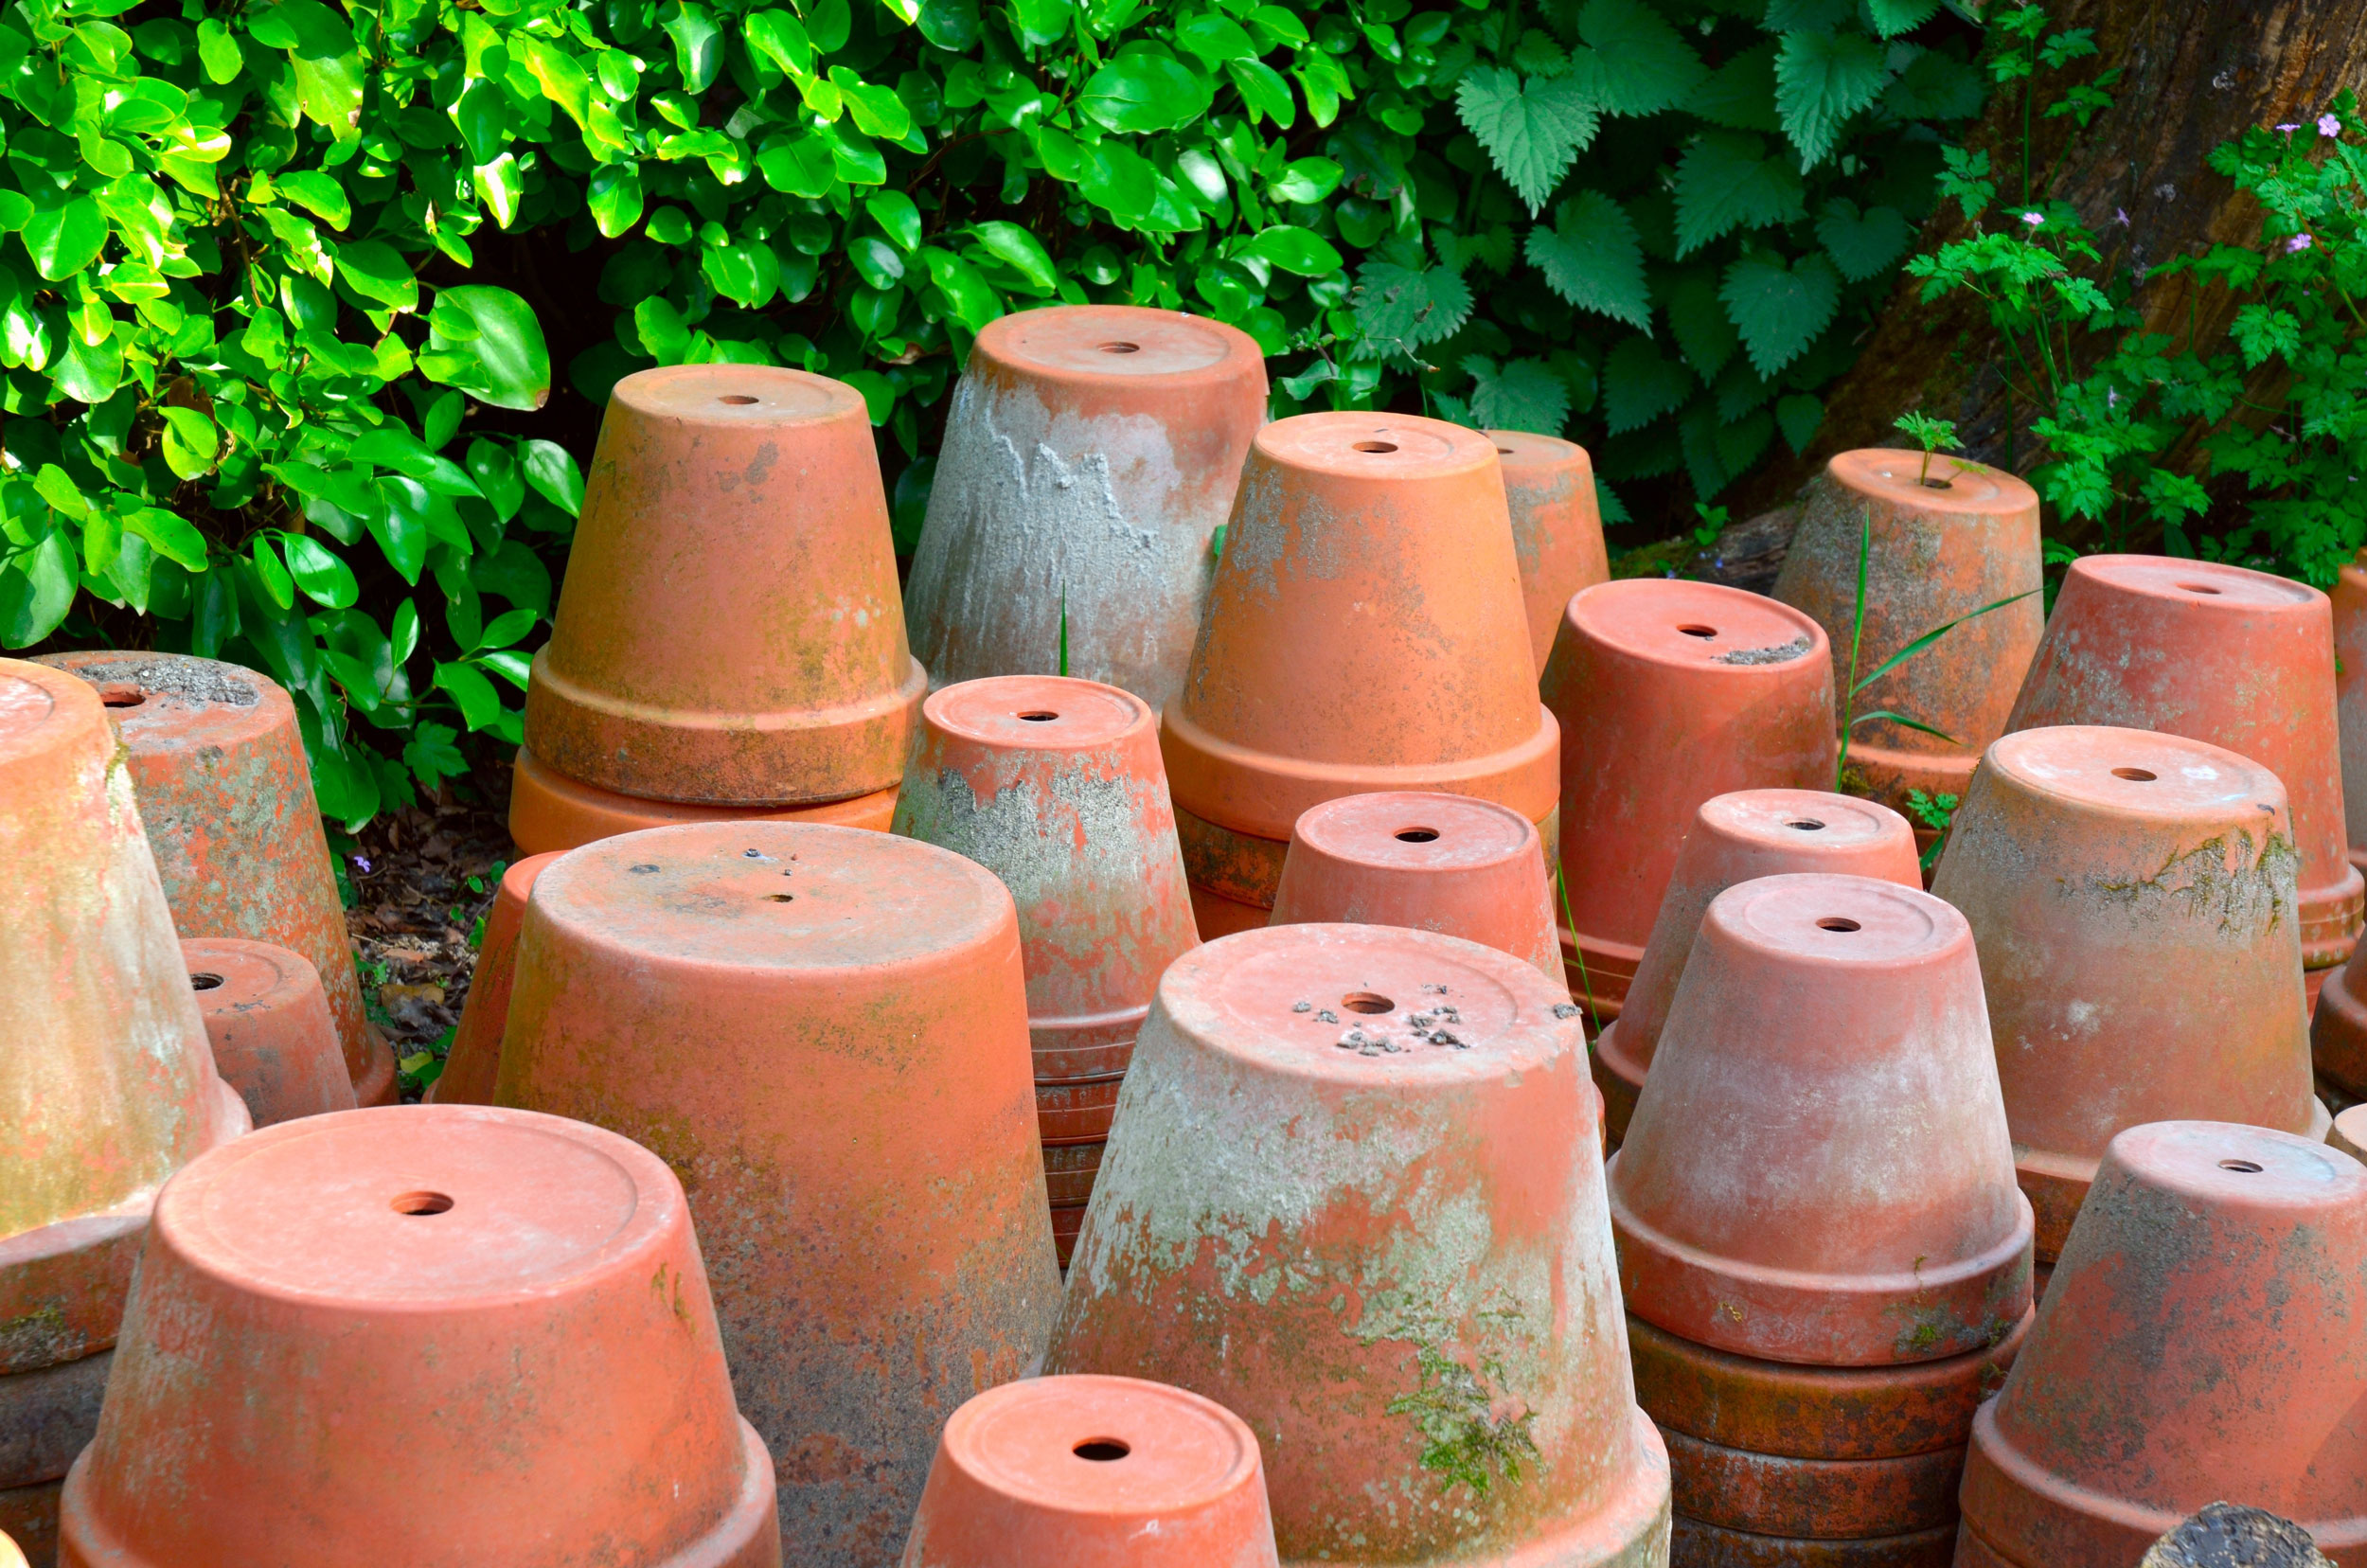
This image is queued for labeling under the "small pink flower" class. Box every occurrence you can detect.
[2021,211,2044,227]
[2288,233,2316,252]
[2322,113,2344,137]
[2277,123,2302,134]
[2113,207,2129,226]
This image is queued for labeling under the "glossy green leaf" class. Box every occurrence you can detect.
[275,170,351,230]
[25,197,106,281]
[1242,224,1343,276]
[159,406,221,478]
[1080,56,1213,134]
[421,285,550,411]
[0,531,76,648]
[521,440,584,516]
[433,659,504,730]
[971,222,1058,291]
[280,531,359,607]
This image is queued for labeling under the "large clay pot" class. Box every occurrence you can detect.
[902,307,1267,712]
[1931,725,2325,1264]
[2334,549,2367,877]
[1490,430,1609,677]
[507,746,899,856]
[182,940,356,1127]
[423,852,560,1107]
[525,365,928,807]
[497,823,1058,1563]
[1047,921,1671,1567]
[1160,413,1560,939]
[35,650,395,1108]
[1544,580,1837,1024]
[1956,1121,2367,1568]
[57,1104,780,1568]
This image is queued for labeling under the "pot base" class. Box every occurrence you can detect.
[1671,1515,1954,1568]
[507,745,899,857]
[2317,957,2367,1096]
[1664,1429,1962,1540]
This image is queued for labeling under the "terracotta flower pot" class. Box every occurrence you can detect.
[1036,1077,1122,1145]
[57,1103,779,1568]
[2334,549,2367,877]
[525,365,928,807]
[0,1349,108,1568]
[1931,725,2325,1263]
[182,939,356,1128]
[1160,414,1560,935]
[1957,1121,2367,1568]
[496,823,1058,1559]
[424,852,560,1107]
[2005,556,2364,991]
[1611,874,2031,1366]
[1047,922,1670,1567]
[507,746,899,857]
[1593,790,1918,1145]
[2333,1105,2367,1163]
[2315,932,2367,1100]
[36,650,395,1108]
[1544,580,1837,1024]
[1489,430,1609,677]
[1267,790,1561,980]
[900,1374,1278,1568]
[902,307,1267,712]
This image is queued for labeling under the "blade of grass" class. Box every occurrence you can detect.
[1847,708,1960,742]
[1851,588,2039,695]
[1556,863,1603,1039]
[1836,508,1872,790]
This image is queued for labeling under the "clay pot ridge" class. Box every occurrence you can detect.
[183,939,358,1127]
[1489,430,1609,678]
[507,744,899,858]
[425,852,561,1108]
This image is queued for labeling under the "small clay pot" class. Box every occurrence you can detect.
[2332,1105,2367,1163]
[1489,430,1609,677]
[900,1375,1278,1568]
[1037,1076,1122,1146]
[1957,1121,2367,1567]
[902,307,1268,712]
[1594,790,1918,1144]
[525,365,928,807]
[1267,791,1561,981]
[507,745,899,857]
[1665,1430,1963,1540]
[57,1104,779,1568]
[1931,726,2325,1262]
[36,650,394,1108]
[2315,936,2367,1099]
[1544,581,1837,1023]
[424,852,560,1108]
[2333,549,2367,877]
[1611,875,2031,1366]
[182,939,356,1127]
[1674,1516,1955,1567]
[1042,1142,1103,1207]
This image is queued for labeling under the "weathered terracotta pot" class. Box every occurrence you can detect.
[1048,921,1671,1567]
[36,650,394,1108]
[57,1104,780,1568]
[1490,430,1609,677]
[900,1374,1278,1568]
[507,746,899,856]
[2334,549,2367,877]
[497,823,1058,1560]
[1267,791,1561,980]
[1675,1517,1956,1566]
[2005,556,2364,991]
[902,307,1267,713]
[1544,580,1837,1024]
[525,365,927,807]
[1611,874,2030,1366]
[1036,1078,1121,1146]
[2333,1104,2367,1163]
[1957,1120,2367,1568]
[182,939,356,1128]
[0,1348,108,1568]
[1931,725,2325,1264]
[1043,1145,1103,1269]
[424,852,560,1107]
[2315,929,2367,1099]
[1593,790,1917,1144]
[1160,414,1560,931]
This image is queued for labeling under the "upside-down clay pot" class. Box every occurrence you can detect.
[1931,725,2324,1264]
[2317,919,2367,1099]
[1544,581,1837,1023]
[2332,1105,2367,1164]
[1266,791,1562,980]
[2333,549,2367,877]
[1956,1121,2367,1568]
[507,746,899,856]
[525,365,928,807]
[2005,557,2364,992]
[423,852,560,1108]
[1160,414,1560,940]
[1489,430,1610,677]
[1047,922,1671,1566]
[36,650,395,1109]
[57,1104,779,1568]
[1772,451,2042,812]
[902,307,1268,712]
[182,940,357,1128]
[1593,790,1918,1146]
[496,823,1058,1561]
[899,1375,1279,1568]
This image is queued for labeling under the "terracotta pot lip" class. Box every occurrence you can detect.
[0,657,91,770]
[1484,428,1588,469]
[1628,1304,2035,1403]
[507,746,902,854]
[941,1374,1262,1518]
[1827,447,2039,514]
[924,675,1153,756]
[34,650,282,754]
[1564,579,1829,674]
[1028,1002,1151,1038]
[612,361,866,429]
[2066,552,2326,612]
[1290,791,1539,873]
[1985,725,2289,823]
[1703,873,1971,971]
[1593,1017,1647,1088]
[2107,1118,2366,1212]
[1968,1399,2189,1549]
[972,304,1263,390]
[0,1194,153,1276]
[1699,789,1911,849]
[1252,410,1501,481]
[181,938,314,1008]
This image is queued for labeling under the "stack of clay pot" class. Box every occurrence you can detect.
[422,852,560,1107]
[2334,546,2367,878]
[891,675,1200,1266]
[512,365,927,856]
[1159,413,1561,939]
[1610,873,2035,1565]
[2,659,249,1563]
[1489,430,1609,676]
[901,306,1268,712]
[182,939,356,1127]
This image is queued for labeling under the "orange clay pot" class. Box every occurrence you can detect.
[1160,414,1560,927]
[423,852,559,1108]
[1611,874,2032,1366]
[2316,927,2367,1098]
[2334,549,2367,877]
[900,1375,1279,1568]
[1490,430,1609,677]
[1047,922,1671,1567]
[57,1104,779,1568]
[1956,1121,2367,1568]
[1,1345,110,1568]
[1772,451,2042,811]
[496,823,1058,1560]
[36,650,394,1108]
[1931,726,2325,1264]
[525,365,927,807]
[1593,791,1917,1145]
[2332,1104,2367,1163]
[1544,581,1837,1024]
[1267,791,1562,981]
[1675,1518,1954,1567]
[902,308,1267,712]
[182,940,356,1128]
[507,745,898,856]
[2005,556,2364,986]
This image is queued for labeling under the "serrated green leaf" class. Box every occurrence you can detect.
[1814,197,1913,280]
[1672,132,1807,257]
[1080,55,1213,134]
[1776,392,1824,453]
[1884,47,1984,120]
[1694,40,1781,132]
[1867,0,1941,37]
[1353,261,1472,350]
[1455,66,1599,215]
[1774,28,1888,169]
[1566,0,1705,117]
[1465,354,1570,435]
[1601,335,1694,434]
[1665,271,1738,379]
[1720,251,1842,376]
[1525,190,1650,330]
[1763,0,1851,27]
